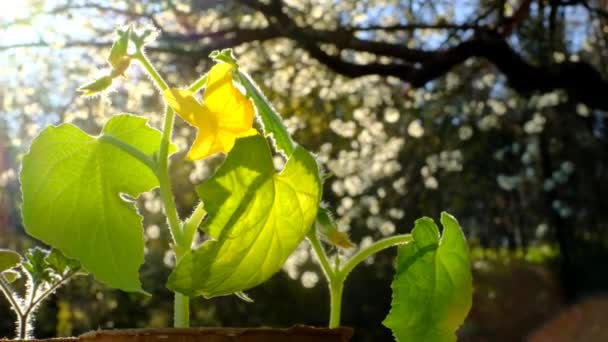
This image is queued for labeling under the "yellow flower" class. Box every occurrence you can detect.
[163,62,257,160]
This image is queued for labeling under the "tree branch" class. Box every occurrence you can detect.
[235,0,608,111]
[3,0,607,111]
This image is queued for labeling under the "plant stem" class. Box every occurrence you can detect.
[307,231,344,328]
[338,234,412,280]
[134,51,169,91]
[308,231,413,328]
[329,281,344,329]
[135,49,190,327]
[0,274,28,339]
[182,202,206,249]
[28,272,75,312]
[174,292,190,327]
[307,231,334,279]
[0,275,22,317]
[188,73,208,93]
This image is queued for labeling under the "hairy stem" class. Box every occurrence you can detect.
[338,234,412,280]
[307,231,335,279]
[308,232,413,328]
[0,274,24,337]
[28,272,76,313]
[134,49,190,328]
[0,275,22,316]
[307,231,344,327]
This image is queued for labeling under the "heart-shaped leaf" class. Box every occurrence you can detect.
[168,135,321,297]
[21,114,173,292]
[383,212,472,342]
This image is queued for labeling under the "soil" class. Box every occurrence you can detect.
[6,325,353,342]
[527,295,608,342]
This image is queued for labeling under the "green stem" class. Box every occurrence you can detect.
[329,281,344,329]
[28,272,75,312]
[134,51,169,90]
[0,274,26,338]
[134,49,190,328]
[307,230,343,328]
[188,73,208,93]
[182,202,206,249]
[98,135,157,174]
[308,231,413,328]
[157,106,184,249]
[0,274,23,317]
[174,292,190,327]
[307,231,335,279]
[338,234,412,280]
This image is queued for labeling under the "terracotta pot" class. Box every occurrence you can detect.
[8,325,353,342]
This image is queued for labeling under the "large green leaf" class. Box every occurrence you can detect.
[383,212,472,342]
[0,249,21,272]
[21,114,172,292]
[168,135,321,297]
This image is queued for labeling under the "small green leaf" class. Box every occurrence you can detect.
[168,135,321,297]
[78,75,113,97]
[45,248,81,276]
[236,70,296,156]
[383,212,472,342]
[316,208,354,249]
[0,249,21,272]
[2,270,20,283]
[21,114,173,292]
[23,247,52,286]
[209,49,237,66]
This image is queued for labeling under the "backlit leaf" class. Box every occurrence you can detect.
[2,270,20,283]
[168,135,321,297]
[21,114,173,292]
[0,249,21,272]
[383,212,472,342]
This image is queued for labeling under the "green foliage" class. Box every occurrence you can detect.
[383,213,472,342]
[168,135,322,297]
[0,249,20,272]
[237,70,296,156]
[13,26,474,338]
[108,27,130,69]
[77,76,113,96]
[2,270,20,283]
[45,248,82,276]
[23,248,53,286]
[0,247,83,339]
[316,207,355,249]
[21,114,173,293]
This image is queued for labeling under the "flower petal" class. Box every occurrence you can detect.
[163,88,205,127]
[162,62,258,160]
[204,63,255,134]
[186,122,223,161]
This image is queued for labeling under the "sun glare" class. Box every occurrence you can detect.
[0,2,30,21]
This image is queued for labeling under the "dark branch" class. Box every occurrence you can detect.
[3,0,607,111]
[234,0,608,111]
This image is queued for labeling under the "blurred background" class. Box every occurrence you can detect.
[1,0,608,341]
